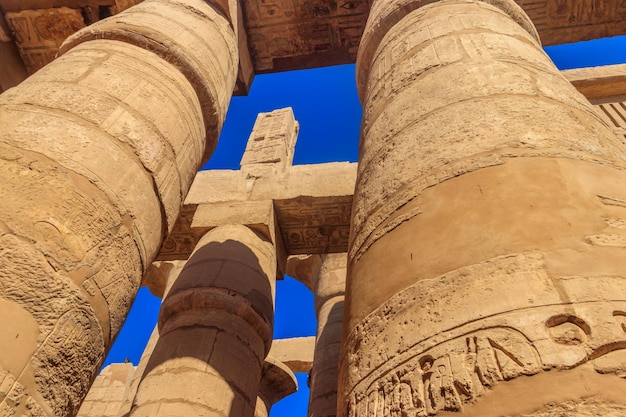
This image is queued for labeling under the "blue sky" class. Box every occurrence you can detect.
[104,34,626,417]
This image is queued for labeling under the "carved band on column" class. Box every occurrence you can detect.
[129,225,275,417]
[341,0,626,415]
[0,0,238,414]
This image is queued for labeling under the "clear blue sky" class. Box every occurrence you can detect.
[104,34,626,417]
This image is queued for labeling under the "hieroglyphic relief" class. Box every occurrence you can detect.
[346,329,541,417]
[0,367,45,417]
[0,234,104,416]
[240,108,298,167]
[156,204,210,261]
[583,194,626,248]
[519,0,626,44]
[1,0,626,75]
[341,252,626,416]
[244,0,369,72]
[275,195,352,254]
[545,0,626,25]
[4,8,85,74]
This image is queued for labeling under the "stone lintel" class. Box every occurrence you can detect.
[2,2,626,83]
[564,63,626,102]
[0,0,114,11]
[186,162,356,204]
[269,336,315,374]
[191,200,288,280]
[156,162,357,261]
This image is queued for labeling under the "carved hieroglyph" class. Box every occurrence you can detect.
[341,0,626,415]
[0,0,238,414]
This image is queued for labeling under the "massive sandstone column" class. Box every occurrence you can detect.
[0,0,238,415]
[129,225,275,417]
[308,254,346,417]
[340,0,626,415]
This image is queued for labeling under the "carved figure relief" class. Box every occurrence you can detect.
[346,328,542,417]
[342,253,626,416]
[5,8,85,74]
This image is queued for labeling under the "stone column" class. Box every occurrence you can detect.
[0,0,238,415]
[341,0,626,416]
[308,254,346,417]
[129,225,275,417]
[254,357,298,417]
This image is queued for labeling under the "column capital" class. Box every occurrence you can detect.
[58,0,238,160]
[356,0,539,99]
[159,224,276,356]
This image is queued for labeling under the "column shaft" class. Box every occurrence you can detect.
[0,0,237,415]
[341,0,626,415]
[129,225,275,417]
[309,254,346,417]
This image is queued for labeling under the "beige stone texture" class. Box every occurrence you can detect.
[269,337,316,373]
[306,254,346,417]
[0,10,28,92]
[2,0,626,76]
[129,225,276,417]
[565,63,626,103]
[76,364,136,417]
[158,108,357,260]
[240,108,299,171]
[117,326,160,417]
[58,0,239,162]
[141,261,187,300]
[0,0,238,414]
[340,0,626,416]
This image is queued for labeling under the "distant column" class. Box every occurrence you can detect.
[254,357,298,417]
[308,254,346,417]
[0,0,238,414]
[341,0,626,415]
[129,225,275,417]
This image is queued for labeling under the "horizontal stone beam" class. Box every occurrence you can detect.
[269,336,315,374]
[563,63,626,102]
[156,162,357,260]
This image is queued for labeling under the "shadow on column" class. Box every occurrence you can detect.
[130,239,274,417]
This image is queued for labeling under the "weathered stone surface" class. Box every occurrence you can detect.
[130,225,276,417]
[159,165,356,259]
[241,108,299,170]
[341,0,626,415]
[305,254,346,417]
[3,0,626,82]
[157,108,357,260]
[76,364,136,417]
[58,0,238,161]
[0,0,238,414]
[565,64,626,102]
[269,337,316,373]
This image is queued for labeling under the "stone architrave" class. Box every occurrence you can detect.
[340,0,626,416]
[128,225,276,417]
[0,0,238,414]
